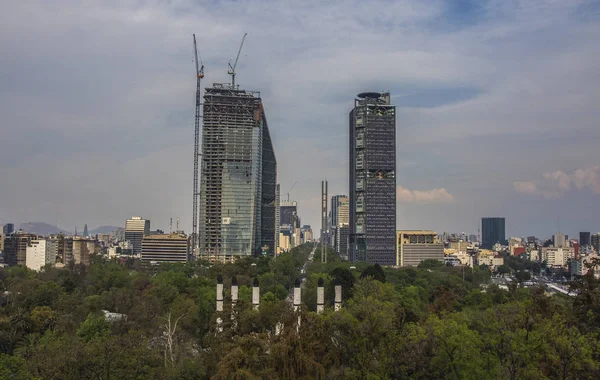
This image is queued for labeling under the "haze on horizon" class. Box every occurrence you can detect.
[1,0,599,239]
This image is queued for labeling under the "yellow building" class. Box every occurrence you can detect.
[396,230,444,266]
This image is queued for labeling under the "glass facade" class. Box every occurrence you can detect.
[481,217,506,249]
[349,92,396,265]
[199,84,277,260]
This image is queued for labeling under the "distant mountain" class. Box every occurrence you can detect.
[19,222,69,235]
[89,225,121,235]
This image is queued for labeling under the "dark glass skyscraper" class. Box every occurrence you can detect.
[3,223,14,236]
[580,232,591,246]
[349,92,396,265]
[481,217,506,249]
[199,83,277,260]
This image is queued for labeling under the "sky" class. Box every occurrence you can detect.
[1,0,599,239]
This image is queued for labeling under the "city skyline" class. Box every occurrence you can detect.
[1,1,600,238]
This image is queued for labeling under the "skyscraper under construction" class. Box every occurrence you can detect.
[199,83,277,261]
[349,92,396,265]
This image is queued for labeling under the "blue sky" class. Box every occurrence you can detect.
[1,0,599,239]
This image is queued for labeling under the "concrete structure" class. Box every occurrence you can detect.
[278,233,291,253]
[396,230,444,267]
[216,276,223,332]
[141,233,188,262]
[553,232,566,248]
[25,239,57,271]
[72,237,96,265]
[275,184,280,255]
[542,247,575,268]
[3,232,36,266]
[334,285,342,311]
[481,217,505,249]
[477,253,504,269]
[125,216,150,255]
[317,278,324,314]
[321,180,328,262]
[252,277,260,310]
[199,84,277,260]
[349,92,396,265]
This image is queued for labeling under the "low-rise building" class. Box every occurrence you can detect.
[396,230,444,266]
[141,233,188,263]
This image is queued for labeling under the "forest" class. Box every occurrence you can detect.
[1,243,599,379]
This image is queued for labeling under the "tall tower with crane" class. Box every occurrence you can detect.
[191,34,204,261]
[198,33,278,261]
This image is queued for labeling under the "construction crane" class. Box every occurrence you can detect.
[192,34,204,262]
[227,33,247,88]
[285,181,297,202]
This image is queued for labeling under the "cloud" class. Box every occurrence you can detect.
[514,166,600,198]
[397,186,455,203]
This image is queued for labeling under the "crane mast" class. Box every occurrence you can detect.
[192,34,204,262]
[227,33,247,88]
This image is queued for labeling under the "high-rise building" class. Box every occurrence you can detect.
[335,225,350,258]
[396,230,444,266]
[580,232,591,246]
[199,83,277,260]
[83,224,89,237]
[481,217,506,249]
[349,92,396,265]
[26,239,57,271]
[3,223,14,236]
[72,237,96,266]
[275,184,281,254]
[553,232,566,248]
[592,233,600,253]
[3,232,36,266]
[331,195,349,229]
[280,200,298,227]
[141,233,188,263]
[125,216,150,255]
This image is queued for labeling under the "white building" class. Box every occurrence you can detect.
[25,239,56,271]
[542,247,575,267]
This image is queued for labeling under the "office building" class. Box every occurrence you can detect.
[335,225,350,258]
[280,200,298,227]
[396,230,444,266]
[3,232,36,266]
[125,216,150,255]
[3,223,14,236]
[141,233,188,262]
[275,184,281,254]
[26,239,57,271]
[331,195,349,251]
[349,92,396,265]
[199,83,277,260]
[592,233,600,253]
[580,232,591,247]
[481,217,506,249]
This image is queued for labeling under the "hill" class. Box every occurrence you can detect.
[18,222,69,235]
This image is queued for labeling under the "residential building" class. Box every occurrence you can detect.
[125,216,150,255]
[396,230,444,267]
[141,233,188,262]
[199,84,277,260]
[26,239,57,271]
[553,232,566,248]
[542,247,575,268]
[279,233,291,253]
[349,92,396,265]
[477,252,504,269]
[580,232,591,247]
[3,232,36,266]
[301,225,313,244]
[570,253,600,277]
[481,217,506,249]
[72,237,96,266]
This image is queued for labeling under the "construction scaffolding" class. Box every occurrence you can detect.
[199,83,277,261]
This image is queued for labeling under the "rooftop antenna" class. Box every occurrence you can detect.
[227,33,247,88]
